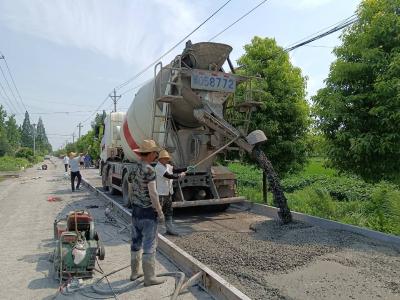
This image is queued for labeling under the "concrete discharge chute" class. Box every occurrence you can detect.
[101,41,292,223]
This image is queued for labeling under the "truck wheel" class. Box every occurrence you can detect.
[101,165,109,190]
[108,171,118,195]
[122,174,131,208]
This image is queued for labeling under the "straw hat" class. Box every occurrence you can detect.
[134,140,160,153]
[159,149,171,160]
[69,152,77,158]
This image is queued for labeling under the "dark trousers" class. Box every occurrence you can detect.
[131,206,158,254]
[159,195,173,219]
[71,171,81,191]
[64,164,68,172]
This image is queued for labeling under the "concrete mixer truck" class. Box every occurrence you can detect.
[100,41,292,223]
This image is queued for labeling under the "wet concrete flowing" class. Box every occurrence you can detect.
[251,146,292,223]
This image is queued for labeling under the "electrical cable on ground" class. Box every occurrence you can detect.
[96,258,119,300]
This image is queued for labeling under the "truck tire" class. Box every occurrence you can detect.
[122,173,131,208]
[108,170,119,195]
[101,164,109,190]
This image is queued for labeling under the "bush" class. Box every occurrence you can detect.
[16,147,34,160]
[0,156,31,171]
[288,188,336,220]
[364,183,400,235]
[281,175,323,192]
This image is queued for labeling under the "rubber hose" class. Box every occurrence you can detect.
[91,272,185,300]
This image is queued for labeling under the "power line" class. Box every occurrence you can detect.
[119,80,149,96]
[208,0,269,42]
[80,95,110,124]
[0,62,24,113]
[109,89,121,112]
[0,53,28,112]
[284,14,357,50]
[114,0,232,91]
[47,133,74,137]
[0,89,15,114]
[14,109,104,115]
[284,16,358,52]
[97,0,267,111]
[0,78,20,114]
[74,0,233,131]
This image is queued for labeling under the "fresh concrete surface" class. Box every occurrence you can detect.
[82,167,400,300]
[0,159,210,300]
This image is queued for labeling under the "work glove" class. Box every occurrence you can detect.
[187,165,196,173]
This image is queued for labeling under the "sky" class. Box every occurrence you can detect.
[0,0,361,149]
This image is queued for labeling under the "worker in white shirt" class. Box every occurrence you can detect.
[69,152,83,192]
[155,150,188,236]
[63,155,69,172]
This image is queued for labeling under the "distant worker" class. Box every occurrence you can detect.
[84,153,91,169]
[69,152,83,192]
[128,140,165,286]
[155,150,188,236]
[63,154,69,172]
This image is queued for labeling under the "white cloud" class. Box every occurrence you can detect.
[0,0,201,65]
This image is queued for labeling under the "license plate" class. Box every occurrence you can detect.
[191,70,236,93]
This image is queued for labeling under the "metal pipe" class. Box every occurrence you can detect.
[191,136,239,169]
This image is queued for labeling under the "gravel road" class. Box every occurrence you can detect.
[171,214,400,299]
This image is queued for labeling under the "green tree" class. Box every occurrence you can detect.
[56,111,106,161]
[20,111,33,148]
[0,105,10,156]
[6,115,21,153]
[234,36,310,175]
[313,0,400,181]
[35,117,52,154]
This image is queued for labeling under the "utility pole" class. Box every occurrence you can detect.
[32,123,36,156]
[109,89,121,112]
[77,123,83,139]
[72,132,75,143]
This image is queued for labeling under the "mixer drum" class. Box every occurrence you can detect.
[121,42,234,161]
[156,42,233,128]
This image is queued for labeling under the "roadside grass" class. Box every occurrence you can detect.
[228,158,400,236]
[0,155,43,172]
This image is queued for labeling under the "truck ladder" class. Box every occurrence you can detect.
[151,58,184,149]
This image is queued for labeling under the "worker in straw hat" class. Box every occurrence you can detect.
[128,140,165,286]
[155,149,188,236]
[68,152,83,192]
